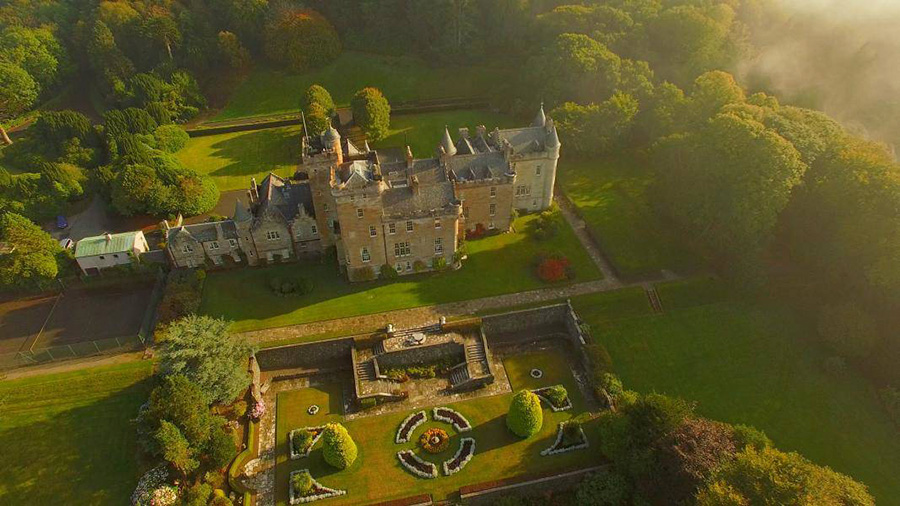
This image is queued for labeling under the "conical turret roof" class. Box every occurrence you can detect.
[532,103,546,127]
[440,126,457,156]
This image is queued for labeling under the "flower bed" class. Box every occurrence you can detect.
[289,469,347,504]
[289,426,326,460]
[131,465,171,506]
[531,385,573,412]
[433,406,472,432]
[397,450,438,478]
[540,422,589,456]
[396,410,427,444]
[443,437,476,476]
[419,427,450,454]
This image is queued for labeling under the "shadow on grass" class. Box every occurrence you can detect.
[206,128,300,178]
[0,379,152,504]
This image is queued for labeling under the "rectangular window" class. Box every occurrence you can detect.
[515,185,531,196]
[311,224,318,235]
[369,225,377,237]
[536,164,542,176]
[490,186,496,198]
[182,244,193,253]
[489,203,496,216]
[210,241,220,250]
[406,261,412,272]
[406,220,414,232]
[266,230,280,241]
[394,241,411,257]
[388,222,396,234]
[99,255,105,260]
[434,218,441,229]
[361,247,371,263]
[489,221,496,230]
[228,239,237,248]
[356,208,364,218]
[434,238,443,255]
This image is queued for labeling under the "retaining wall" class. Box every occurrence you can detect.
[255,337,354,372]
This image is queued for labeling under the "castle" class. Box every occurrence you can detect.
[165,106,560,281]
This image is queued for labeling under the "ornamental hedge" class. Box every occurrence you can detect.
[507,390,543,438]
[322,423,358,469]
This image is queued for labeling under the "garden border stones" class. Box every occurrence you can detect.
[288,469,347,504]
[433,406,472,432]
[397,450,439,479]
[442,437,476,476]
[396,410,427,444]
[289,426,327,460]
[540,422,589,456]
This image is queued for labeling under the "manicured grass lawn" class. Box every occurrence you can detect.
[557,156,698,280]
[372,109,520,158]
[572,280,900,504]
[274,350,599,505]
[175,125,301,191]
[215,52,512,121]
[0,361,154,504]
[200,212,601,333]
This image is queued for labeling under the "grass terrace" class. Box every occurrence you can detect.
[200,212,601,333]
[274,350,599,505]
[175,124,301,191]
[557,156,698,280]
[0,361,154,504]
[571,278,900,504]
[215,52,512,121]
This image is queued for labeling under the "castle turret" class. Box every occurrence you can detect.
[440,126,457,156]
[324,126,342,165]
[532,102,546,127]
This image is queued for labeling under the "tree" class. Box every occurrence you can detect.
[104,107,158,142]
[576,468,631,506]
[0,212,62,288]
[507,390,543,438]
[653,418,737,504]
[527,33,622,106]
[155,420,199,477]
[206,425,237,470]
[301,84,335,118]
[153,125,190,153]
[551,92,639,156]
[158,315,252,404]
[322,423,358,469]
[32,110,97,156]
[698,447,874,506]
[688,71,745,126]
[216,31,250,69]
[351,87,390,141]
[264,8,341,72]
[0,62,38,145]
[144,375,217,446]
[0,26,65,89]
[817,302,881,359]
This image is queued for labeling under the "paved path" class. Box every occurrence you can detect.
[555,194,622,283]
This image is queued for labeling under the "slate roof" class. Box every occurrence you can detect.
[447,151,509,181]
[382,181,457,218]
[167,221,238,244]
[75,232,140,258]
[257,173,315,220]
[496,126,548,155]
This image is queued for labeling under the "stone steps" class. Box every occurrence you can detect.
[356,360,375,381]
[450,366,470,386]
[646,286,663,314]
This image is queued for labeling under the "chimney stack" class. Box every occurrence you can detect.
[458,127,469,139]
[476,125,486,138]
[410,175,420,196]
[405,145,414,169]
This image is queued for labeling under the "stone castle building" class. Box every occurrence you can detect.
[165,106,560,281]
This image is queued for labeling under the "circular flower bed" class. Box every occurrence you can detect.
[308,404,320,415]
[419,428,450,454]
[530,368,543,379]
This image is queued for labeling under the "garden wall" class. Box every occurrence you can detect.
[376,341,464,369]
[255,337,354,372]
[459,465,605,504]
[482,304,571,344]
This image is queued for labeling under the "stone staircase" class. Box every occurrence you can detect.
[465,340,489,375]
[450,365,470,387]
[355,360,375,381]
[646,286,663,314]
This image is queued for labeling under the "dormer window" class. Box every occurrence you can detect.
[210,241,220,250]
[356,208,364,218]
[266,230,280,241]
[182,244,193,253]
[228,239,237,247]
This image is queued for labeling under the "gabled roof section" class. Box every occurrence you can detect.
[75,232,139,258]
[447,152,509,182]
[496,126,548,155]
[234,199,252,222]
[256,173,315,223]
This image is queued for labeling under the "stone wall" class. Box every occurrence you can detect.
[460,465,604,505]
[482,304,569,338]
[456,179,515,233]
[376,341,464,369]
[255,337,354,372]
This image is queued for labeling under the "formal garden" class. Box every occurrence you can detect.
[200,210,601,333]
[273,350,598,505]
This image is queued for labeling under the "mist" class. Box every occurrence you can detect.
[740,0,900,152]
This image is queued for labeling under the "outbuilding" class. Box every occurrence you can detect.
[74,231,149,276]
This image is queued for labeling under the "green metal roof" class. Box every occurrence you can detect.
[74,232,139,258]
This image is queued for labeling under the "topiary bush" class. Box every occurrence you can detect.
[322,423,358,469]
[292,429,314,454]
[545,385,569,407]
[507,390,543,438]
[291,470,314,496]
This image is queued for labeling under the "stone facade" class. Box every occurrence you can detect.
[164,106,560,281]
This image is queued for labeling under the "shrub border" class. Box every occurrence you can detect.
[289,469,347,504]
[531,385,574,412]
[289,426,327,460]
[540,422,589,456]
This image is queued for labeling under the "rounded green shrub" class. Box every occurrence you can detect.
[291,470,314,496]
[153,125,189,153]
[322,423,358,469]
[507,390,543,438]
[545,385,568,407]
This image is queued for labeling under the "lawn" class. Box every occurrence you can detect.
[274,350,600,505]
[201,212,601,333]
[372,109,520,159]
[0,360,154,504]
[571,280,900,504]
[175,125,301,191]
[557,156,698,280]
[215,52,512,121]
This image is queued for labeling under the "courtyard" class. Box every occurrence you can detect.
[200,211,602,333]
[271,350,599,505]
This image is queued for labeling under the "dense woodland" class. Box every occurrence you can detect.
[1,1,899,503]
